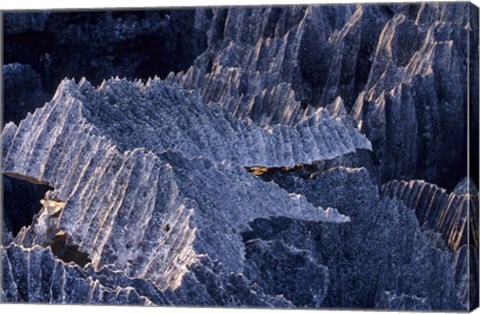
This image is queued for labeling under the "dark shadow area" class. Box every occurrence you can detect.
[3,31,55,73]
[241,217,327,308]
[2,63,48,126]
[3,174,53,236]
[298,27,333,108]
[246,149,379,191]
[3,9,209,98]
[469,2,479,189]
[297,4,391,110]
[50,231,92,267]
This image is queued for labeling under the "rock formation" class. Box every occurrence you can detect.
[245,167,465,310]
[2,63,48,126]
[2,244,153,305]
[2,78,351,305]
[1,2,478,311]
[381,178,479,308]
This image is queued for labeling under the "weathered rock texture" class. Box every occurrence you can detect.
[3,10,209,94]
[350,3,478,191]
[2,78,351,306]
[382,179,478,251]
[3,3,478,189]
[2,244,154,305]
[2,63,48,126]
[381,178,479,309]
[244,167,467,310]
[1,2,479,311]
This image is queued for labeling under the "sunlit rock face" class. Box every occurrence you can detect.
[1,2,478,311]
[1,78,351,305]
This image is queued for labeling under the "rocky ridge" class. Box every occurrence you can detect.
[2,2,479,311]
[2,77,351,306]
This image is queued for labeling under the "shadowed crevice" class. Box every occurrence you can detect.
[3,174,53,236]
[49,231,92,268]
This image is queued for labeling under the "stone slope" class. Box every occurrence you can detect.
[381,179,478,251]
[2,243,292,307]
[3,3,476,190]
[1,78,351,304]
[381,178,479,309]
[2,78,370,169]
[351,2,477,190]
[163,3,477,191]
[2,244,154,305]
[164,4,389,127]
[1,2,478,310]
[241,167,463,310]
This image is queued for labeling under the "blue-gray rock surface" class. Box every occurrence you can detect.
[1,2,478,311]
[1,77,351,305]
[243,167,463,310]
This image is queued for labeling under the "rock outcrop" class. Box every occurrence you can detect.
[381,178,479,309]
[1,77,351,304]
[2,244,154,305]
[2,243,294,307]
[2,63,48,126]
[1,2,478,311]
[381,179,478,251]
[3,10,209,94]
[242,167,464,310]
[351,2,478,190]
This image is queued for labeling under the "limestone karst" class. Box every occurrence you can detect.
[2,2,479,311]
